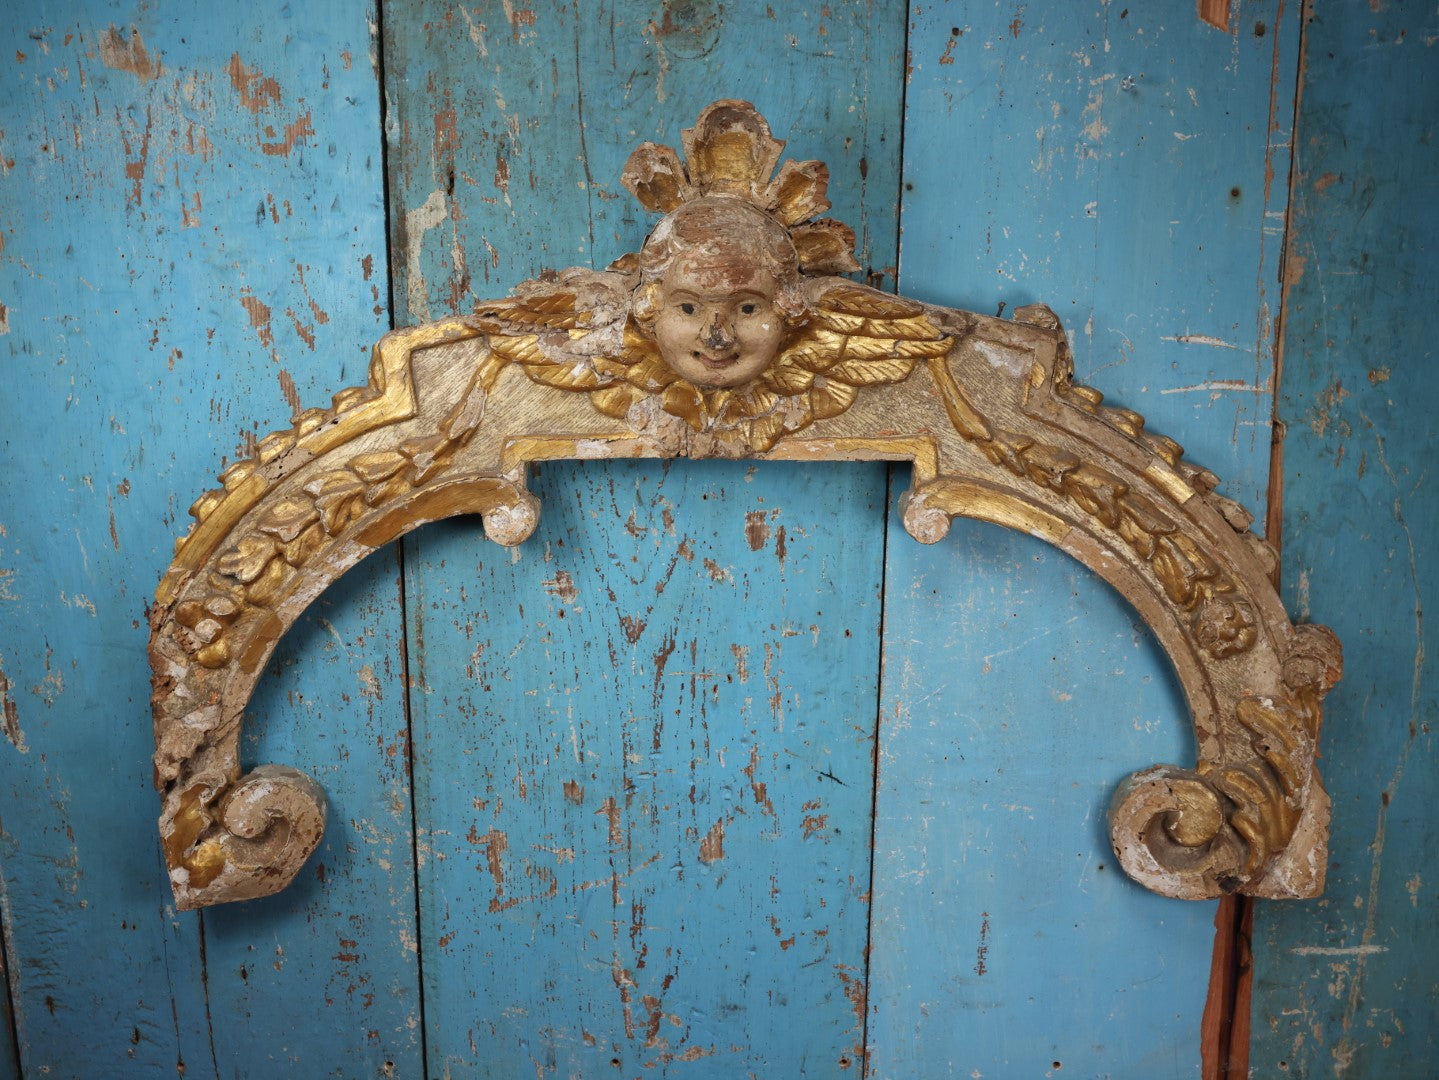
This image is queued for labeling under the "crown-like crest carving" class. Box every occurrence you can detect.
[621,99,861,275]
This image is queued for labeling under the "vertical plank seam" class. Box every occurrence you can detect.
[194,917,221,1078]
[1265,0,1313,572]
[1240,3,1314,1071]
[152,847,191,1078]
[571,17,596,264]
[859,7,916,1075]
[0,868,24,1078]
[372,0,432,1074]
[1203,2,1312,1076]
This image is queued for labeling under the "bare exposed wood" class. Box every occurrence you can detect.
[1198,0,1231,32]
[151,100,1340,910]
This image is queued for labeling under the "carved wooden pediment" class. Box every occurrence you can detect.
[150,100,1340,911]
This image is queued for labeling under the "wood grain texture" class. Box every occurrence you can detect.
[867,3,1301,1075]
[0,2,418,1075]
[381,3,904,1073]
[1251,1,1439,1074]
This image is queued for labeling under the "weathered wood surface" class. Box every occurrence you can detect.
[0,2,421,1076]
[382,7,904,1073]
[1251,2,1439,1075]
[868,4,1300,1075]
[3,1,1416,1077]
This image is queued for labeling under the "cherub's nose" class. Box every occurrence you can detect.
[703,312,736,351]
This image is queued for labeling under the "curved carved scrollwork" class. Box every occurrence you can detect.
[151,100,1340,910]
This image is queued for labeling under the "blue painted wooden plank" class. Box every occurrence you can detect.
[868,4,1299,1075]
[408,461,888,1076]
[1252,2,1439,1075]
[0,2,419,1075]
[382,2,906,1072]
[0,924,17,1080]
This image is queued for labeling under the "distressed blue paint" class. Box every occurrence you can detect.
[385,1,905,308]
[408,461,886,1075]
[867,3,1299,1074]
[1251,2,1439,1075]
[872,524,1207,1076]
[382,1,906,1072]
[0,2,418,1076]
[900,0,1296,517]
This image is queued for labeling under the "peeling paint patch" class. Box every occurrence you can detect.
[698,817,725,862]
[226,53,282,113]
[278,369,301,414]
[833,963,867,1068]
[403,190,448,321]
[1161,379,1267,396]
[239,290,276,351]
[1,662,26,751]
[744,509,770,551]
[259,111,314,157]
[98,26,162,82]
[1290,944,1389,957]
[542,569,578,603]
[1160,333,1246,350]
[800,798,829,839]
[357,663,382,701]
[701,557,732,583]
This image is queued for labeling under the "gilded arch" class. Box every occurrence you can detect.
[150,100,1339,910]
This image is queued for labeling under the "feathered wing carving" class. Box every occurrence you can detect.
[473,275,956,454]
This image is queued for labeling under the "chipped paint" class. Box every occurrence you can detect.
[402,190,448,321]
[743,508,770,551]
[226,53,281,113]
[1,661,26,751]
[238,290,276,352]
[97,26,161,81]
[698,818,725,862]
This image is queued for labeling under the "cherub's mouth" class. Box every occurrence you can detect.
[693,351,739,369]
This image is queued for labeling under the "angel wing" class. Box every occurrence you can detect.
[470,267,641,392]
[763,282,957,420]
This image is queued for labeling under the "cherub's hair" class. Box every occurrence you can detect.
[632,196,807,327]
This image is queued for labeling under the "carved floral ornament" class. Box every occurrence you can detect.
[150,100,1341,911]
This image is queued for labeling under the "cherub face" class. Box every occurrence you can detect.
[652,255,786,389]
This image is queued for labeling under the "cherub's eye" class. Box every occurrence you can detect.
[679,302,696,315]
[740,303,758,315]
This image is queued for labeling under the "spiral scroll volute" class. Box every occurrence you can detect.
[163,765,328,910]
[1108,766,1256,900]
